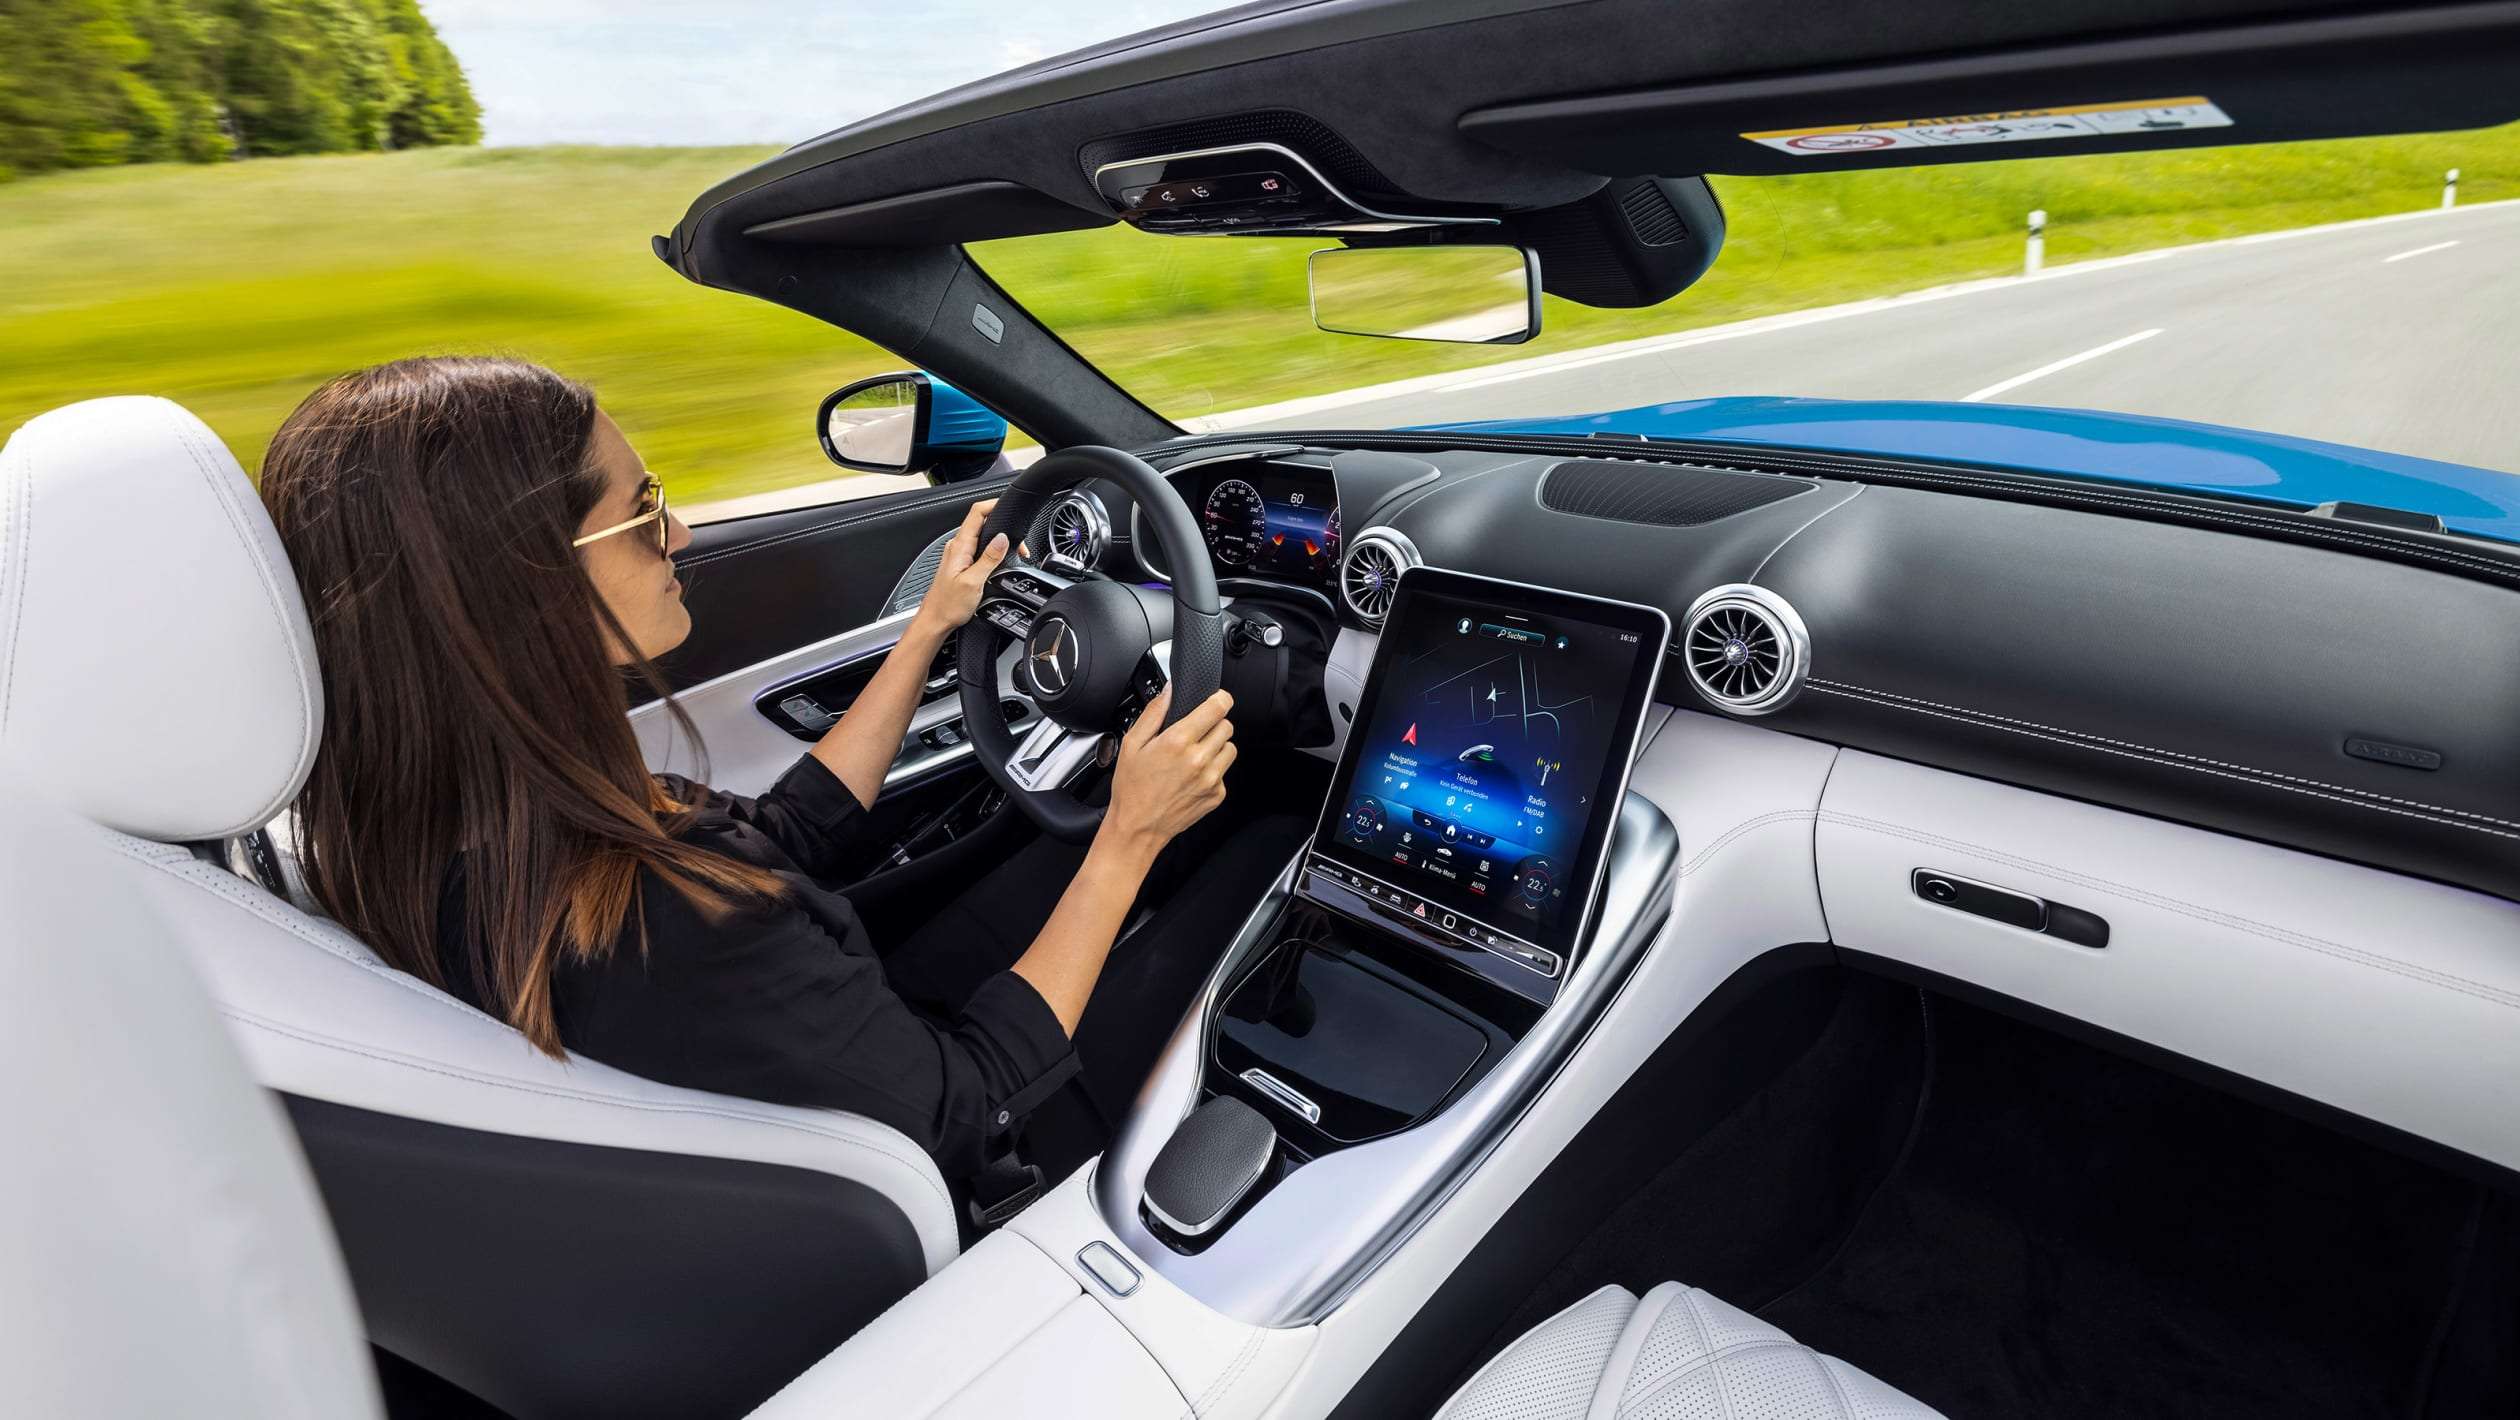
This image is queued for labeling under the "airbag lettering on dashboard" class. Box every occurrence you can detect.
[1742,97,2232,156]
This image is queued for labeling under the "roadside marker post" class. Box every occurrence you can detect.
[2026,209,2046,275]
[2443,169,2460,209]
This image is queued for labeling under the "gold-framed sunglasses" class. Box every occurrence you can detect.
[572,475,671,555]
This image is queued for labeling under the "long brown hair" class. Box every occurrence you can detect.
[261,355,780,1055]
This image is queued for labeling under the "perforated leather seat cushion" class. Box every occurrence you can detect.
[1439,1282,1943,1420]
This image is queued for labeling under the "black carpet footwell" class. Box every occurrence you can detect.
[1493,979,2516,1419]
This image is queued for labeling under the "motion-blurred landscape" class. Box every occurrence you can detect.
[3,3,2514,510]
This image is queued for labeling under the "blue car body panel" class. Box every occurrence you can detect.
[1426,396,2520,545]
[925,375,1009,457]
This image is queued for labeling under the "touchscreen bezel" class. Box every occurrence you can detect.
[1307,566,1668,962]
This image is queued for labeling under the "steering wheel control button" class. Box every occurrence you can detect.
[1076,1242,1141,1298]
[982,603,1034,639]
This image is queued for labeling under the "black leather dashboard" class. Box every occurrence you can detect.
[1121,438,2520,904]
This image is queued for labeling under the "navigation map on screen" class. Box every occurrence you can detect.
[1319,578,1656,949]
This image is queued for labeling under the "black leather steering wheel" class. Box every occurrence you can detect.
[956,446,1223,842]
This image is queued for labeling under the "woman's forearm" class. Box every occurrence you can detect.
[1012,826,1161,1033]
[809,614,950,808]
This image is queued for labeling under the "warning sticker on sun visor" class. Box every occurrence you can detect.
[1743,97,2233,156]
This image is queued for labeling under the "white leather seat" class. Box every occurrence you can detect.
[1439,1283,1943,1420]
[0,397,959,1416]
[0,787,384,1419]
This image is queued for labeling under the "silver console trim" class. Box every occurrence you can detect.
[1239,1068,1323,1125]
[1093,791,1679,1327]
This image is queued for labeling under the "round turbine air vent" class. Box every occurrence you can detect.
[1338,528,1420,628]
[1681,583,1810,716]
[1039,489,1110,571]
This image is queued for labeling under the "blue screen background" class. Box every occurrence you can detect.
[1329,588,1638,939]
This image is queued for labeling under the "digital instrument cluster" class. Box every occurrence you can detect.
[1150,461,1341,593]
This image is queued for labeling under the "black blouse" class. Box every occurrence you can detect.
[435,755,1077,1180]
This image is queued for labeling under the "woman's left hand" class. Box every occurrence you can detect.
[913,499,1013,636]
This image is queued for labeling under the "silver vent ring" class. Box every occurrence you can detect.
[1680,583,1809,716]
[1039,488,1111,572]
[1338,527,1421,628]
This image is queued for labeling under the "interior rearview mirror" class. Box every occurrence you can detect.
[817,371,1009,483]
[1308,245,1542,345]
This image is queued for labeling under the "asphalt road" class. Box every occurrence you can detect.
[1227,200,2520,475]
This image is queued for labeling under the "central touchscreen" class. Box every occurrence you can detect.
[1310,567,1666,964]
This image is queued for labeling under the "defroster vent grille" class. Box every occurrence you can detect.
[1539,459,1814,527]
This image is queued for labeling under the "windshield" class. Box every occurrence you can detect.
[976,122,2519,482]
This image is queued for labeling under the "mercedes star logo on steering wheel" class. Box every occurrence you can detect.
[1028,616,1077,695]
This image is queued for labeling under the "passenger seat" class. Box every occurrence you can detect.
[1439,1282,1942,1420]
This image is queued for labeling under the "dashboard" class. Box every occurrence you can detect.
[1105,434,2520,912]
[1134,456,1341,594]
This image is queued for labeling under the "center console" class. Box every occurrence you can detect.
[1096,568,1679,1326]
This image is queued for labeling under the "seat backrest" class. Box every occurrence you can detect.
[0,398,957,1417]
[0,788,385,1420]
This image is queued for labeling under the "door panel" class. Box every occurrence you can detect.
[635,476,1041,895]
[635,605,1035,799]
[657,475,1010,693]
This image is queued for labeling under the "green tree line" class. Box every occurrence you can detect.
[0,0,479,180]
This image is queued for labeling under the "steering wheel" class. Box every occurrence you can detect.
[956,446,1223,842]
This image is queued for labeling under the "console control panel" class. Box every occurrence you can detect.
[1304,855,1562,1000]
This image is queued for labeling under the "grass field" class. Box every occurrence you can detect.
[5,123,2516,509]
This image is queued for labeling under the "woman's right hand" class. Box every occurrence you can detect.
[1101,686,1235,860]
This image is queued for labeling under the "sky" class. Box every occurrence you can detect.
[422,0,1235,148]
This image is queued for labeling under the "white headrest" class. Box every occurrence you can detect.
[0,397,322,841]
[0,786,382,1417]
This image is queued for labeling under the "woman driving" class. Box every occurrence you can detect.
[258,354,1240,1196]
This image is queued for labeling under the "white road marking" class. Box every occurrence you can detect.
[1960,328,2164,403]
[2382,239,2461,264]
[1183,198,2520,433]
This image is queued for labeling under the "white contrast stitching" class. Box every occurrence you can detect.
[1810,684,2519,841]
[1186,1328,1265,1418]
[1680,810,1819,879]
[1819,808,2520,1011]
[1690,1291,1739,1420]
[1812,677,2518,830]
[1622,1340,1817,1419]
[112,832,505,1021]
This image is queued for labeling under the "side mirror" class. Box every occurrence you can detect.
[1308,245,1543,345]
[817,371,1008,483]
